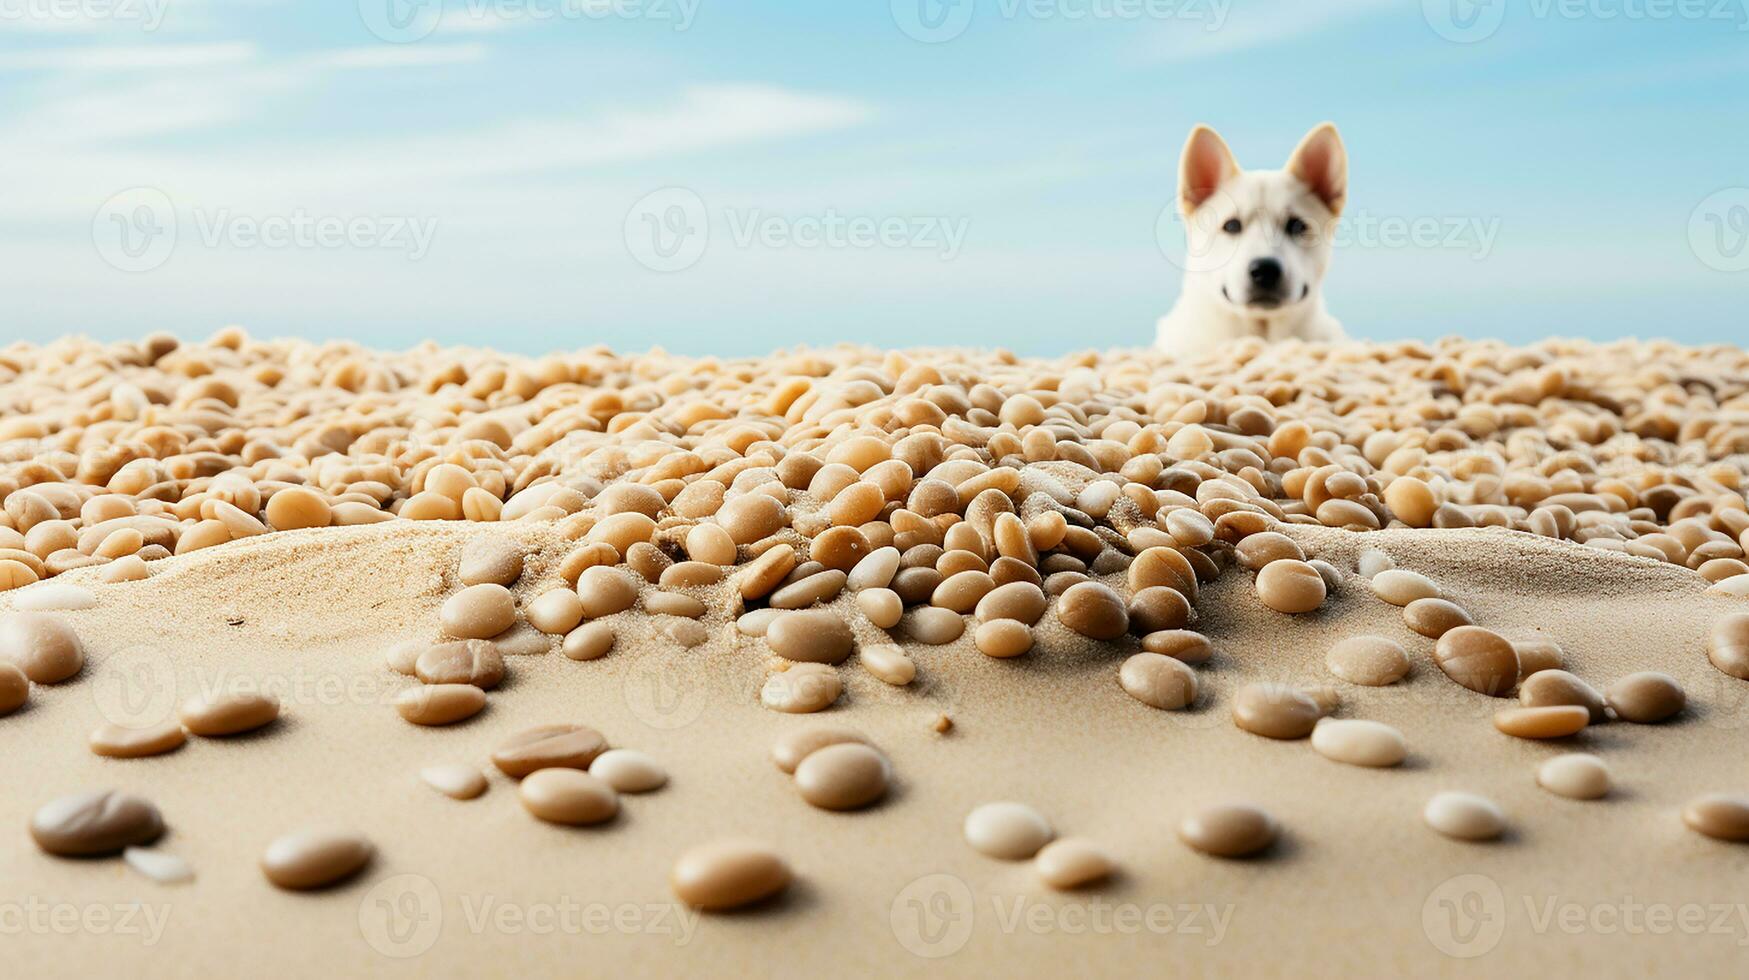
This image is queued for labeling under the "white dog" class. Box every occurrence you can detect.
[1156,122,1349,355]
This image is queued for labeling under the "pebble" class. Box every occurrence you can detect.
[766,609,854,664]
[396,684,487,726]
[964,801,1054,859]
[855,588,904,629]
[1423,791,1506,841]
[1432,625,1519,696]
[761,663,842,713]
[562,622,615,661]
[860,644,915,685]
[384,639,423,675]
[1404,598,1473,639]
[661,561,724,589]
[847,547,901,591]
[1035,838,1115,889]
[491,623,551,657]
[1310,718,1406,767]
[441,583,517,640]
[1605,671,1685,723]
[1141,629,1213,664]
[420,764,488,800]
[12,582,97,611]
[1513,637,1565,677]
[1235,531,1303,570]
[770,569,849,609]
[589,749,668,793]
[458,536,524,586]
[519,769,620,825]
[527,589,585,635]
[260,830,374,889]
[974,619,1033,658]
[717,494,787,545]
[124,846,194,884]
[1706,612,1749,680]
[1128,586,1194,632]
[0,612,85,684]
[1493,705,1589,739]
[1231,683,1322,739]
[770,727,867,774]
[89,720,187,758]
[414,640,504,689]
[905,606,966,645]
[1356,549,1395,578]
[736,608,784,636]
[1255,559,1326,614]
[975,581,1049,624]
[491,724,608,777]
[1681,794,1749,842]
[179,691,279,736]
[1537,753,1610,800]
[577,565,641,617]
[30,790,165,856]
[670,839,792,911]
[1518,669,1607,722]
[1118,653,1197,710]
[794,742,890,810]
[1055,581,1129,639]
[0,661,27,715]
[1370,569,1439,606]
[1325,635,1410,686]
[1177,803,1278,857]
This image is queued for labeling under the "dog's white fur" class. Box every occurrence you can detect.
[1156,123,1349,355]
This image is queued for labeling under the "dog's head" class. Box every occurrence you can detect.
[1175,122,1347,318]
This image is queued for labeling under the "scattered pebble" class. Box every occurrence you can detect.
[859,644,915,685]
[761,663,842,713]
[396,684,487,726]
[589,749,668,793]
[440,583,517,640]
[0,661,27,716]
[458,536,524,586]
[1255,559,1326,614]
[1035,838,1115,889]
[1707,612,1749,680]
[519,769,619,825]
[491,724,608,777]
[30,790,165,856]
[562,623,615,661]
[1432,625,1519,696]
[1494,705,1589,739]
[1231,683,1322,739]
[89,720,187,758]
[1404,598,1474,639]
[1423,791,1506,841]
[772,727,870,773]
[0,612,85,684]
[1118,653,1197,710]
[1370,569,1439,606]
[179,691,279,737]
[124,846,194,884]
[974,619,1033,659]
[260,830,374,889]
[414,640,504,689]
[1310,718,1406,767]
[766,609,854,664]
[1325,635,1410,686]
[1605,671,1685,723]
[905,606,966,645]
[420,764,488,800]
[965,801,1054,860]
[1682,793,1749,842]
[1178,803,1278,857]
[1537,753,1610,800]
[1519,669,1607,722]
[671,839,791,911]
[793,742,890,811]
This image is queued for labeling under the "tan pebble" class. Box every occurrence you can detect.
[1325,635,1410,686]
[974,619,1033,658]
[0,612,84,684]
[1519,669,1606,722]
[264,487,330,531]
[396,684,487,726]
[420,764,487,800]
[414,640,504,689]
[458,536,523,586]
[660,618,709,648]
[441,583,517,639]
[384,639,423,675]
[646,591,706,618]
[1255,559,1326,614]
[964,802,1054,859]
[1310,718,1405,767]
[905,606,966,645]
[847,546,901,591]
[1384,476,1438,527]
[811,525,872,571]
[1231,683,1321,739]
[736,608,784,636]
[770,569,848,609]
[1537,753,1610,800]
[660,561,723,589]
[794,742,890,810]
[179,691,279,736]
[560,622,615,661]
[766,609,854,664]
[519,768,619,825]
[762,663,842,713]
[489,623,550,657]
[1118,653,1197,710]
[1235,531,1303,570]
[1034,838,1114,889]
[1432,625,1519,696]
[1605,671,1684,723]
[589,749,667,793]
[492,724,608,777]
[1055,581,1129,639]
[260,830,373,890]
[771,726,870,773]
[860,643,915,685]
[1513,637,1565,677]
[89,721,187,758]
[1371,569,1440,606]
[577,565,641,617]
[1707,574,1749,598]
[717,494,787,545]
[1141,629,1214,664]
[527,589,585,635]
[1177,803,1278,857]
[1128,586,1194,634]
[1356,548,1395,578]
[1493,705,1588,739]
[932,713,954,733]
[31,790,164,856]
[1423,791,1506,841]
[123,846,193,884]
[975,581,1049,624]
[101,555,150,582]
[686,523,738,566]
[0,661,27,715]
[855,588,904,630]
[1681,794,1749,842]
[1707,612,1749,680]
[671,840,791,911]
[1404,597,1474,639]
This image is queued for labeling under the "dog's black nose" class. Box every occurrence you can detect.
[1248,258,1283,290]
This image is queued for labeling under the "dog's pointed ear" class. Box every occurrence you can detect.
[1287,122,1347,216]
[1180,124,1239,214]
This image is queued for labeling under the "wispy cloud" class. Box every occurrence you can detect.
[1150,0,1395,60]
[308,43,490,70]
[0,41,256,71]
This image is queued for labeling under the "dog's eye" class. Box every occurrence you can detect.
[1221,218,1242,234]
[1285,216,1308,237]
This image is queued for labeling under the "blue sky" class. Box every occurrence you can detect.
[1,0,1745,355]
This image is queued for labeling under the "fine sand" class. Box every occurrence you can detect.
[5,518,1747,978]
